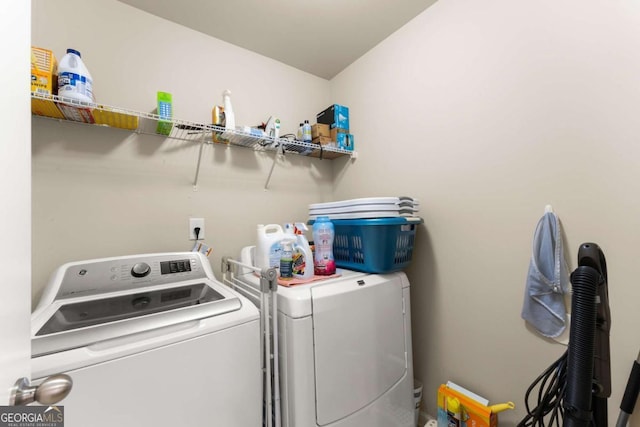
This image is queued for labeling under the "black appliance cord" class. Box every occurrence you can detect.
[518,350,568,427]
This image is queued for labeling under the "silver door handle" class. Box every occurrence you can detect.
[9,374,72,406]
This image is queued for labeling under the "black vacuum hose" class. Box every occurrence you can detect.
[564,265,600,427]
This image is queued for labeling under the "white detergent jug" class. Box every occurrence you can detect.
[57,48,94,103]
[256,224,285,269]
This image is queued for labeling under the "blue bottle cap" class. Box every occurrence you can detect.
[66,48,81,57]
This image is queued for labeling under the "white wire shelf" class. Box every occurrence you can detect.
[30,92,356,160]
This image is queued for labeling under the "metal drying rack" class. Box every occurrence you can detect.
[221,257,281,427]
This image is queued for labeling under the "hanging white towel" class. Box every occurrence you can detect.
[521,210,571,338]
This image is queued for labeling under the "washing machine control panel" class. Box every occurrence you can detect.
[160,259,192,275]
[55,253,209,300]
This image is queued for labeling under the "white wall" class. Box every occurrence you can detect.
[1,0,31,403]
[331,1,640,426]
[30,0,336,304]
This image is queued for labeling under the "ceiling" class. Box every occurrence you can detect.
[117,0,438,80]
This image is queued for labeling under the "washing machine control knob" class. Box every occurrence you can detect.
[131,262,151,278]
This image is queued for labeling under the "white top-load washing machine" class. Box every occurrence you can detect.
[233,247,415,427]
[31,252,262,427]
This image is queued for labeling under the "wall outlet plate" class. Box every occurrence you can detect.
[189,218,205,240]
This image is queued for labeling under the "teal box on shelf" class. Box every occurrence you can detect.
[316,104,349,130]
[336,133,354,151]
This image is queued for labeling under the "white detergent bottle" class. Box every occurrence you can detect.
[292,223,314,280]
[57,48,94,103]
[256,224,285,269]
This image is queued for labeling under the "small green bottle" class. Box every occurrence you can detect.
[280,239,294,280]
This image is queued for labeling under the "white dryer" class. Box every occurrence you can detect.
[31,252,262,427]
[234,247,415,427]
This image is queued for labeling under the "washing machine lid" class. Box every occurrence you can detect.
[312,273,407,425]
[31,253,242,357]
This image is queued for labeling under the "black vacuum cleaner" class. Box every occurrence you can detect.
[563,243,611,427]
[518,242,637,427]
[519,242,640,427]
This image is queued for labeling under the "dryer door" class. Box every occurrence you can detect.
[311,274,406,425]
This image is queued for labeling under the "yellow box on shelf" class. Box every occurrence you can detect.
[31,47,57,96]
[31,95,65,119]
[31,92,139,131]
[93,108,139,130]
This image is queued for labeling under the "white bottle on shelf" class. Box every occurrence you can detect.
[222,89,235,130]
[302,120,312,143]
[57,48,94,103]
[297,123,304,141]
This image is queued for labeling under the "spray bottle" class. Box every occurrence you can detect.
[292,223,314,280]
[222,89,235,131]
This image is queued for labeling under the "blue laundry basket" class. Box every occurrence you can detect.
[326,217,423,273]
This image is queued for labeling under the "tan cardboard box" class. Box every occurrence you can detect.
[312,123,330,139]
[312,136,333,145]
